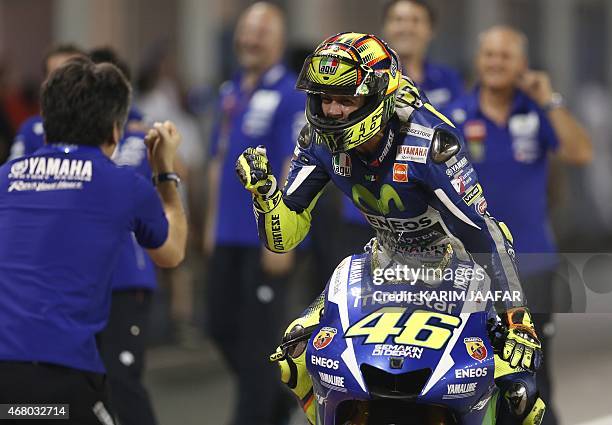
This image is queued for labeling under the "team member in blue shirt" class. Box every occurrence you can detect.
[8,44,85,161]
[444,26,592,425]
[8,46,160,425]
[89,47,160,425]
[204,3,305,424]
[0,58,187,424]
[340,0,465,258]
[383,0,463,108]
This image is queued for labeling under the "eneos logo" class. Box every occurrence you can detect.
[313,327,337,350]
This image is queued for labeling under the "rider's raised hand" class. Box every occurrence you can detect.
[235,145,278,198]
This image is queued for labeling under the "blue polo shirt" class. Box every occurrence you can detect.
[8,110,157,292]
[443,88,559,275]
[419,61,464,110]
[8,116,44,161]
[110,130,158,291]
[210,64,305,246]
[0,144,168,373]
[342,62,464,225]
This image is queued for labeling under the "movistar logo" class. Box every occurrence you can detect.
[352,184,405,215]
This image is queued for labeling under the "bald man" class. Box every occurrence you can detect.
[204,3,305,424]
[445,25,593,425]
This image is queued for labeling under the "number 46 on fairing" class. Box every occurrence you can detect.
[345,308,461,350]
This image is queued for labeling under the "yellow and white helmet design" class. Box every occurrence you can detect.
[296,32,402,153]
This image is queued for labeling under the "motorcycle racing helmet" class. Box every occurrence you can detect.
[296,32,402,153]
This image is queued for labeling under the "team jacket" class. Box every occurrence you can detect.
[253,82,524,309]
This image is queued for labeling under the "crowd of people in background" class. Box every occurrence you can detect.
[0,0,602,425]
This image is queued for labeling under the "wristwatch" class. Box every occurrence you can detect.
[543,92,564,112]
[152,172,181,187]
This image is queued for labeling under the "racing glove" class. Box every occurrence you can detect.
[235,146,282,213]
[500,307,542,371]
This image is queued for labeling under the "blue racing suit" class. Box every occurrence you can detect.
[250,81,544,424]
[255,97,524,310]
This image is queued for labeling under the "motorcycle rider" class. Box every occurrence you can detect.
[236,33,545,424]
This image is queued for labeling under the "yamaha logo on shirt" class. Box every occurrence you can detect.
[243,90,281,137]
[509,112,540,163]
[332,153,352,177]
[9,156,93,183]
[396,145,429,163]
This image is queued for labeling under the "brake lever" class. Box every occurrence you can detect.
[487,318,508,355]
[269,324,319,362]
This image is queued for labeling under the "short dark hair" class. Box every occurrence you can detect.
[89,46,131,82]
[42,43,85,75]
[382,0,437,27]
[41,57,131,147]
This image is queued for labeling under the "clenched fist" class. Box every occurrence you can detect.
[235,146,278,198]
[144,121,182,173]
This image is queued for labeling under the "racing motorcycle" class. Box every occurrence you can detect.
[278,251,515,425]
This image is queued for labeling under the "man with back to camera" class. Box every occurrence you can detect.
[236,32,546,424]
[444,25,593,425]
[7,45,162,425]
[0,57,187,424]
[339,0,465,262]
[203,2,305,424]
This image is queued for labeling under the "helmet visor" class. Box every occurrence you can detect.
[296,54,384,97]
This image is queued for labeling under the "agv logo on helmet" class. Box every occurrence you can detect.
[319,57,340,76]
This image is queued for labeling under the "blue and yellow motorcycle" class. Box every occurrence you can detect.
[273,252,544,424]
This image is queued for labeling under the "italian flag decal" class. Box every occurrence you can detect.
[319,57,340,75]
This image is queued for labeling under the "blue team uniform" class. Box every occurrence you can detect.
[206,64,306,425]
[210,64,305,246]
[8,116,44,160]
[418,61,464,109]
[444,88,559,275]
[9,109,157,291]
[342,61,464,225]
[110,130,157,290]
[260,101,524,308]
[0,144,168,373]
